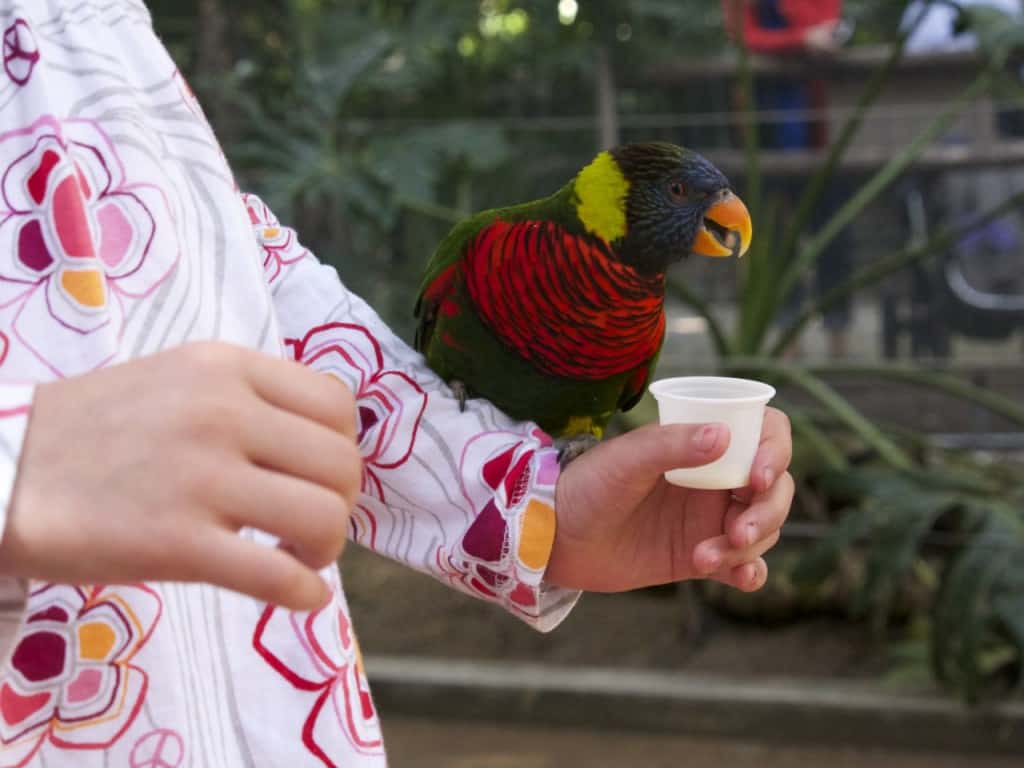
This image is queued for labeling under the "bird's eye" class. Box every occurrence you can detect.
[668,181,687,202]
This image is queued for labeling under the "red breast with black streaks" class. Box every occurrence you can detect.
[462,219,665,380]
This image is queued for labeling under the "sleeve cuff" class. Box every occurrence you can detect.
[453,444,581,633]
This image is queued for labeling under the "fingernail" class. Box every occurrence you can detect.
[763,468,775,489]
[705,550,721,572]
[750,565,763,588]
[695,424,720,453]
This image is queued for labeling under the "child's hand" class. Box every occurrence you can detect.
[0,342,361,611]
[548,408,793,593]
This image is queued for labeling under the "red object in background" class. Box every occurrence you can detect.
[722,0,843,53]
[721,0,844,149]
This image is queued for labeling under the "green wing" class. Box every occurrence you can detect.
[413,212,495,354]
[414,184,577,354]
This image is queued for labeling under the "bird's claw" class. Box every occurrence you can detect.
[556,434,600,469]
[450,380,469,412]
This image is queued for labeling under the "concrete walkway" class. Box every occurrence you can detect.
[382,718,1020,768]
[366,656,1024,756]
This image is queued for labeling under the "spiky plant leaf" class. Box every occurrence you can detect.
[932,511,1022,703]
[953,3,1024,69]
[853,490,960,620]
[792,504,876,587]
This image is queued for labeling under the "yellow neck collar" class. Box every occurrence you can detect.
[574,151,629,244]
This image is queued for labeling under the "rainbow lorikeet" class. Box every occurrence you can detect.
[414,142,751,459]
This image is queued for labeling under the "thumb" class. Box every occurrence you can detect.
[607,422,730,478]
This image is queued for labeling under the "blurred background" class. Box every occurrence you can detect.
[151,1,1024,765]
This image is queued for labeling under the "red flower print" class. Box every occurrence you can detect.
[252,579,382,766]
[435,429,558,616]
[0,584,162,768]
[0,116,180,376]
[242,194,308,284]
[287,322,427,548]
[2,20,38,87]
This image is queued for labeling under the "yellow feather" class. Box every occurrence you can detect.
[562,415,604,439]
[574,151,629,244]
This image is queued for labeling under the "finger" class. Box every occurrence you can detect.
[692,530,780,576]
[245,353,357,439]
[722,497,746,544]
[208,463,352,570]
[747,407,792,495]
[241,401,363,504]
[602,422,730,480]
[710,557,768,592]
[191,529,332,611]
[727,471,795,549]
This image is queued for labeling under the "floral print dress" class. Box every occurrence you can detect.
[0,2,578,765]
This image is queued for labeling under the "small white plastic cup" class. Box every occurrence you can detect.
[648,376,776,490]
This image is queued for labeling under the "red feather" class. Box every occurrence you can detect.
[463,220,665,380]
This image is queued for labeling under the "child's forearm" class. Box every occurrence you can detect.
[254,195,580,631]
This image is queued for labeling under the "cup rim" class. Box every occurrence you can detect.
[648,376,776,405]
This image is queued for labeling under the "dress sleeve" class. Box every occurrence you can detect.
[243,194,580,632]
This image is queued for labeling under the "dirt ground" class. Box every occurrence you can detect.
[345,546,1013,765]
[342,544,885,680]
[382,718,1019,768]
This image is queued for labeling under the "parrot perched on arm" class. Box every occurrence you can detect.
[414,142,752,461]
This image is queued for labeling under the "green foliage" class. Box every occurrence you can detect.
[679,4,1024,704]
[153,0,753,325]
[206,1,519,318]
[788,452,1024,703]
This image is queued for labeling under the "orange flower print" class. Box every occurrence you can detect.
[434,428,558,617]
[242,193,309,284]
[0,584,162,767]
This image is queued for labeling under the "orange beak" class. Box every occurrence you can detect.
[691,191,753,259]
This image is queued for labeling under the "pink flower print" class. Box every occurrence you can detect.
[2,20,38,87]
[0,584,162,767]
[287,322,428,548]
[242,193,308,284]
[252,585,383,765]
[447,430,558,612]
[0,116,179,376]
